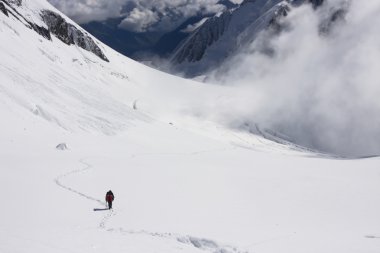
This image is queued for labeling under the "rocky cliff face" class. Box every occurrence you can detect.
[0,2,8,16]
[170,0,336,77]
[170,0,289,76]
[41,10,109,62]
[0,0,108,62]
[1,0,51,39]
[173,11,233,65]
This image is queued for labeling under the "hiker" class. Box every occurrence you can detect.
[105,190,115,209]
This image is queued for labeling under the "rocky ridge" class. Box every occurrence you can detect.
[0,0,108,62]
[170,0,340,77]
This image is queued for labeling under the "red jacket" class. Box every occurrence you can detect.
[106,192,114,202]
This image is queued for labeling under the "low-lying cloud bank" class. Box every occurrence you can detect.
[206,0,380,157]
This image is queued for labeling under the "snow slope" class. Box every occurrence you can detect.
[0,1,380,253]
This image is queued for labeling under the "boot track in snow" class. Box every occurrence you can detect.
[54,159,249,253]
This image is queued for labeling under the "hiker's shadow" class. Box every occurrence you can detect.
[93,208,109,211]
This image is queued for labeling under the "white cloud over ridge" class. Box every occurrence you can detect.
[48,0,126,24]
[119,7,159,32]
[48,0,227,32]
[119,0,225,32]
[204,0,380,157]
[181,17,208,33]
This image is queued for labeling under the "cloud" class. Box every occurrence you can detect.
[228,0,244,4]
[48,0,226,32]
[118,7,159,32]
[202,0,380,157]
[118,0,225,33]
[47,0,126,24]
[181,17,208,33]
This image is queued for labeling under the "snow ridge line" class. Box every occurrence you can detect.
[54,159,105,206]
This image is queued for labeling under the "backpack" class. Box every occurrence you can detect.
[106,192,114,202]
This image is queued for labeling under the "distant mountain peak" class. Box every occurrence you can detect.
[169,0,332,77]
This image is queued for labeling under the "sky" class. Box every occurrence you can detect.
[48,0,243,32]
[203,0,380,157]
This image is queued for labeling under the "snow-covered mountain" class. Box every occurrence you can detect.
[81,15,213,61]
[170,0,327,76]
[65,1,240,61]
[1,1,380,253]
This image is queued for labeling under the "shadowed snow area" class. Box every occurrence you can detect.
[0,1,380,253]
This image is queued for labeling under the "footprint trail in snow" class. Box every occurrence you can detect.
[54,159,249,253]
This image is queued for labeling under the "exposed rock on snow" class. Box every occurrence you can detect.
[0,2,8,16]
[56,143,68,150]
[0,0,108,61]
[41,10,109,62]
[7,0,21,6]
[30,21,51,40]
[1,0,51,39]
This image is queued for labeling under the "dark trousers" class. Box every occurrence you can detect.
[107,201,112,209]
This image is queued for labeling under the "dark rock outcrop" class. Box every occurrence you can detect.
[56,143,68,150]
[41,10,73,44]
[309,0,324,8]
[31,23,51,40]
[8,0,22,6]
[41,10,109,62]
[1,0,50,39]
[0,2,8,16]
[0,0,108,62]
[173,11,232,64]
